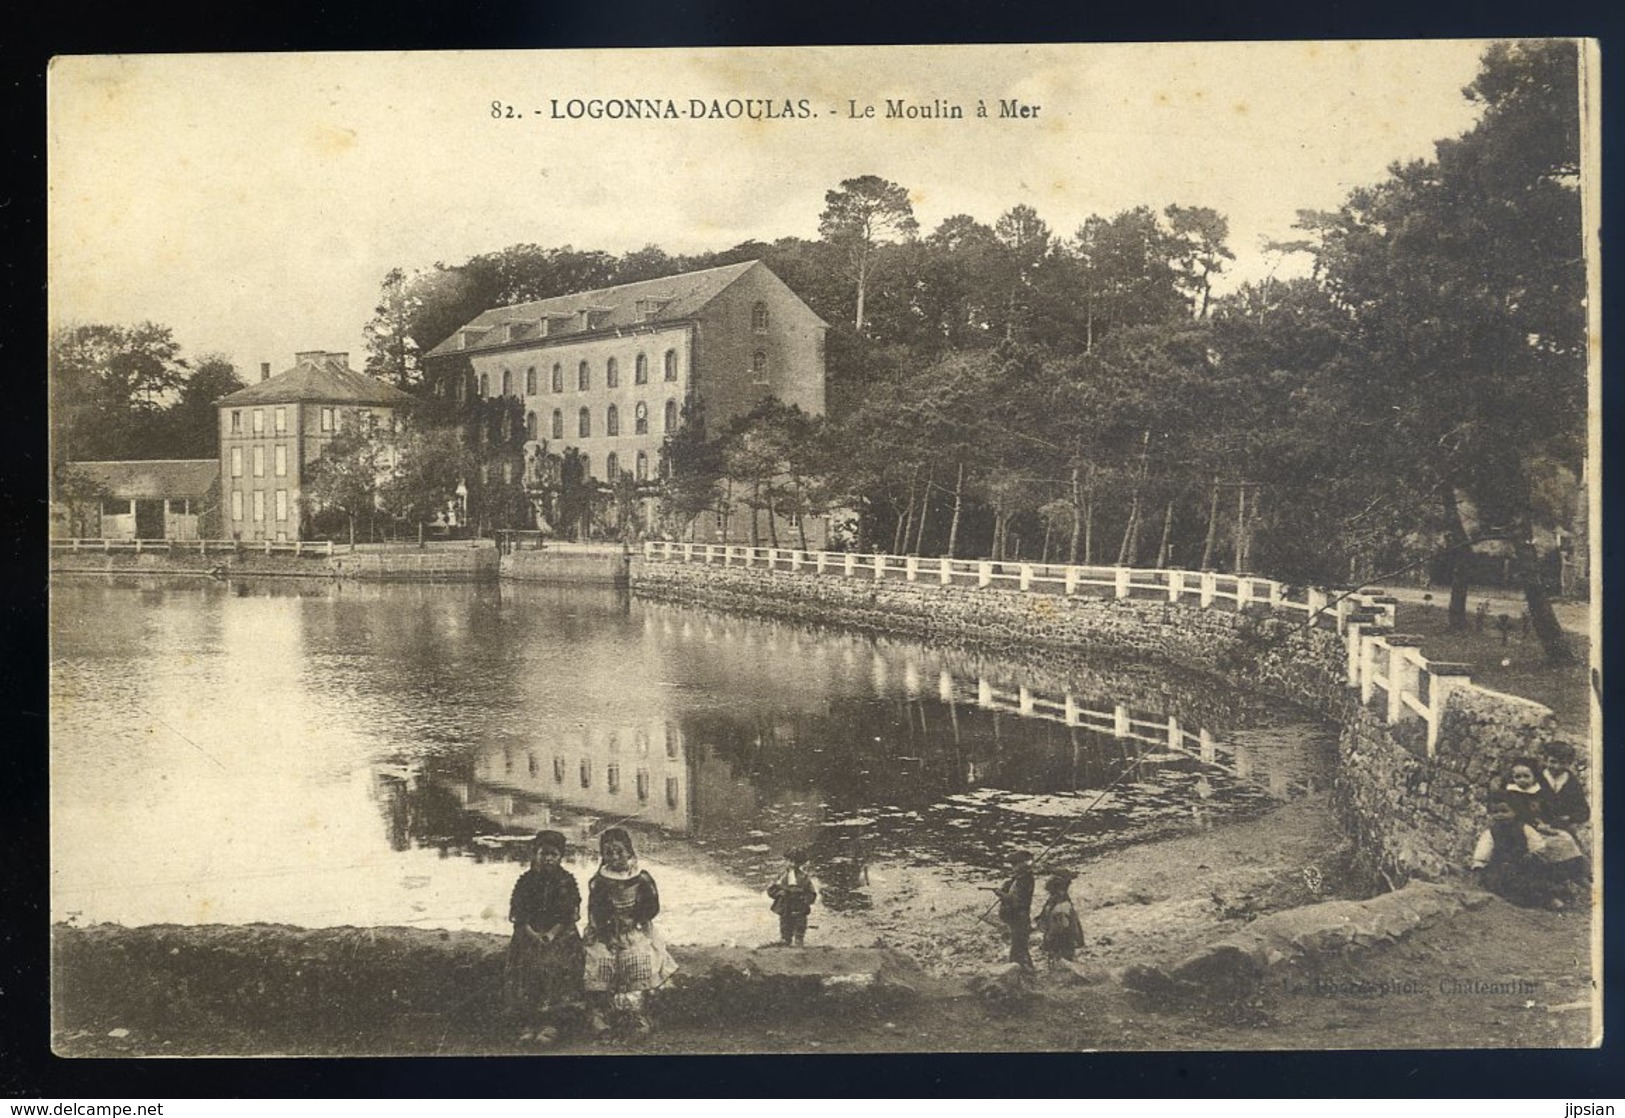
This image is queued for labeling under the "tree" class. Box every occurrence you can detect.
[156,354,245,458]
[658,401,726,540]
[1300,39,1585,663]
[818,176,919,333]
[50,322,190,462]
[52,463,109,537]
[1164,204,1235,318]
[381,426,469,545]
[304,426,391,547]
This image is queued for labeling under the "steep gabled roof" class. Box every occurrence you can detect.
[426,259,763,358]
[216,357,415,407]
[69,459,219,499]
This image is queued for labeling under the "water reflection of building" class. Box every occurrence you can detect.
[474,720,697,832]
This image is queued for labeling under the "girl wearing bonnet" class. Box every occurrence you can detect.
[583,827,677,1035]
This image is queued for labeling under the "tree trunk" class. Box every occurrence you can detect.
[348,513,356,551]
[898,469,918,555]
[1067,464,1083,564]
[1441,485,1472,629]
[993,511,1007,562]
[418,521,425,550]
[766,493,781,549]
[947,461,965,558]
[914,468,933,554]
[1514,532,1573,665]
[1233,483,1247,574]
[1200,475,1220,569]
[750,482,761,548]
[1116,497,1138,566]
[1155,499,1175,568]
[1041,522,1052,564]
[1082,490,1094,565]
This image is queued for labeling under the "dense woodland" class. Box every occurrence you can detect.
[50,42,1586,662]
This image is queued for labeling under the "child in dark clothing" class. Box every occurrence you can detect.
[768,848,818,946]
[994,851,1036,972]
[503,830,585,1045]
[1035,871,1085,964]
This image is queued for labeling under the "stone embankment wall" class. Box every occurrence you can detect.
[50,545,498,582]
[1336,685,1558,882]
[632,561,1567,885]
[501,547,630,585]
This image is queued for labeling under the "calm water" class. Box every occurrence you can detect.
[50,576,1335,946]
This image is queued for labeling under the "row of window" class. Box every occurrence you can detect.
[553,451,664,483]
[482,348,680,399]
[506,753,681,807]
[229,444,291,478]
[228,406,394,435]
[99,498,193,516]
[229,489,290,523]
[530,398,678,441]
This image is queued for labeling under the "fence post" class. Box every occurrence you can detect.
[1424,663,1473,759]
[134,539,143,554]
[1384,635,1426,727]
[1199,727,1216,762]
[1168,715,1181,748]
[844,553,856,578]
[1019,564,1033,592]
[1360,634,1380,706]
[790,550,803,572]
[1115,567,1131,599]
[906,555,919,582]
[1199,570,1216,608]
[1307,588,1328,628]
[939,557,952,586]
[939,670,955,703]
[1113,704,1131,738]
[1063,693,1079,726]
[1064,566,1078,596]
[816,551,828,575]
[1019,686,1034,716]
[1345,620,1365,686]
[1268,580,1283,610]
[295,541,303,557]
[873,553,886,581]
[977,561,993,588]
[977,677,994,708]
[1167,570,1184,602]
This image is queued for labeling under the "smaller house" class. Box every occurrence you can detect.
[64,460,220,540]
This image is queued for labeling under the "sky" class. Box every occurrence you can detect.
[48,41,1494,377]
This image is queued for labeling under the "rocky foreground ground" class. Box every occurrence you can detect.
[53,793,1595,1056]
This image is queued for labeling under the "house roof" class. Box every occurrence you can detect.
[216,355,415,407]
[425,260,766,359]
[69,459,219,500]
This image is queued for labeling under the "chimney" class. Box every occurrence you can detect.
[295,350,326,366]
[260,362,271,382]
[326,352,349,369]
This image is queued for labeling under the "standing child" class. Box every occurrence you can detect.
[768,848,818,946]
[583,827,677,1036]
[994,850,1036,972]
[1035,871,1085,964]
[503,830,585,1045]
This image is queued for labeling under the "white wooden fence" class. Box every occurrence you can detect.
[51,537,336,558]
[642,541,1473,758]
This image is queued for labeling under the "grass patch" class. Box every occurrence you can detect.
[1394,602,1589,733]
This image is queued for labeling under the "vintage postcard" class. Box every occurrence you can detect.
[46,41,1601,1056]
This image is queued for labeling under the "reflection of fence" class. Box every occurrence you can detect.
[51,537,335,557]
[642,541,1478,759]
[941,669,1265,788]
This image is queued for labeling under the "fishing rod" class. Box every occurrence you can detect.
[975,747,1146,925]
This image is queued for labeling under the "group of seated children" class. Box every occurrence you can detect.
[503,827,675,1046]
[1470,741,1591,910]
